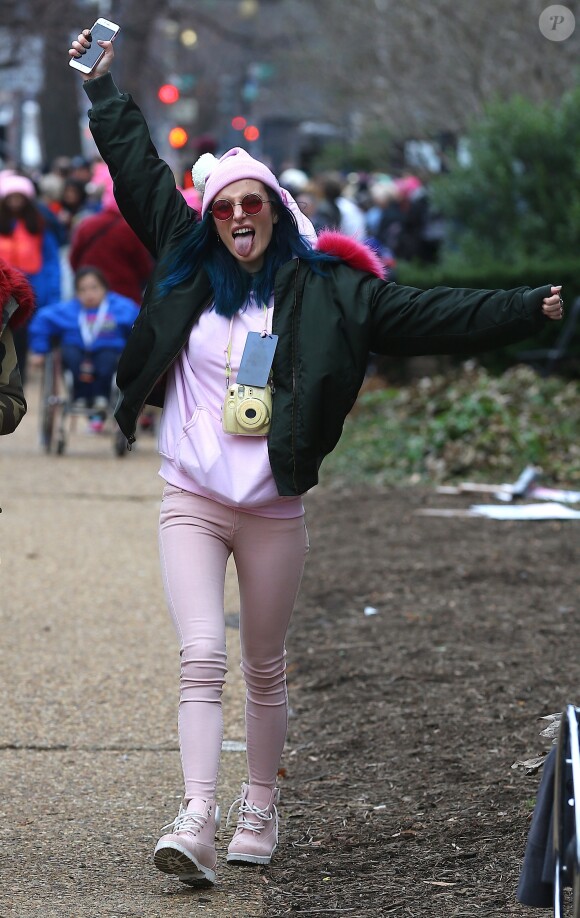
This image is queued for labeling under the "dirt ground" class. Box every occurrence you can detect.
[261,483,579,917]
[2,372,579,917]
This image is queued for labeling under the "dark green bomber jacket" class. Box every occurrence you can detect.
[84,73,551,497]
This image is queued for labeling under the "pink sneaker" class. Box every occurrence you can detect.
[226,783,280,865]
[153,798,220,885]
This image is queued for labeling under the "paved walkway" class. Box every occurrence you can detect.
[0,370,265,917]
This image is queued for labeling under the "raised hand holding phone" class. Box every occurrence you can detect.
[68,19,119,79]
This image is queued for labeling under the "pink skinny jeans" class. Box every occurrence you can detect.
[158,485,309,801]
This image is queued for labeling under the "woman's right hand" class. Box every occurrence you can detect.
[69,29,115,81]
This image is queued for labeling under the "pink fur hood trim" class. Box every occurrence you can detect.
[315,230,386,279]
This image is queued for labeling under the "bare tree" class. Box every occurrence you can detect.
[38,0,94,164]
[271,0,578,138]
[3,0,577,169]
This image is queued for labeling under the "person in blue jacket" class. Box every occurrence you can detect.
[29,266,138,409]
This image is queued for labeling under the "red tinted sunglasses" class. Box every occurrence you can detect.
[210,193,274,221]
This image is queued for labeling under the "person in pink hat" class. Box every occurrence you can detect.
[69,29,564,888]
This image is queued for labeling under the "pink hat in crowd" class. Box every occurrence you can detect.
[100,176,120,213]
[0,173,36,199]
[192,147,317,243]
[394,175,422,199]
[88,162,120,213]
[179,185,202,212]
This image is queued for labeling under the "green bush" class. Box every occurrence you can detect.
[320,364,580,487]
[397,255,578,298]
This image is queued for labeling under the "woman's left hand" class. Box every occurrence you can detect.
[542,285,564,320]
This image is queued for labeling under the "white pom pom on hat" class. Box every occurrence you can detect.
[191,152,219,197]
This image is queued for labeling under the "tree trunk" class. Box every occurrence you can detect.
[39,30,84,165]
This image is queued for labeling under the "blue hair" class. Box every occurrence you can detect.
[157,195,337,318]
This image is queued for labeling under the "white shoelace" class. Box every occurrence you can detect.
[226,796,277,834]
[161,805,206,836]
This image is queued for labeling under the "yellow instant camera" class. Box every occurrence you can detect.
[222,383,272,436]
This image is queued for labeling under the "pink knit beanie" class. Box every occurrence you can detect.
[192,147,317,243]
[196,148,280,217]
[0,174,36,200]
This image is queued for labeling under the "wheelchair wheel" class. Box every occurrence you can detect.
[553,704,580,917]
[40,351,62,453]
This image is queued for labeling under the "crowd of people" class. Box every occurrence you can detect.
[278,166,445,270]
[0,154,155,426]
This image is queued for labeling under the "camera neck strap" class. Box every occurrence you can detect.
[224,302,271,388]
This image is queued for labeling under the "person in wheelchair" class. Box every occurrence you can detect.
[29,266,138,422]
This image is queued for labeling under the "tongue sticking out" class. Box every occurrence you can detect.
[233,231,254,257]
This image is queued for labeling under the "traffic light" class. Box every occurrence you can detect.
[158,83,180,105]
[168,127,189,148]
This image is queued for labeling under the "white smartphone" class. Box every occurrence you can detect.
[69,18,120,74]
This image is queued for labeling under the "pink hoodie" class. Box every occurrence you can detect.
[158,296,303,518]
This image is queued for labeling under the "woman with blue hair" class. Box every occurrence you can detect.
[69,29,563,888]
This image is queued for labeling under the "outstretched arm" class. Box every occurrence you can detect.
[366,279,562,357]
[68,30,192,257]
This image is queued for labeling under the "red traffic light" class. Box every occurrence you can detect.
[244,125,260,142]
[158,83,180,104]
[231,116,247,131]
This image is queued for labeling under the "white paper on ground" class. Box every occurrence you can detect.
[470,502,580,521]
[529,487,580,504]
